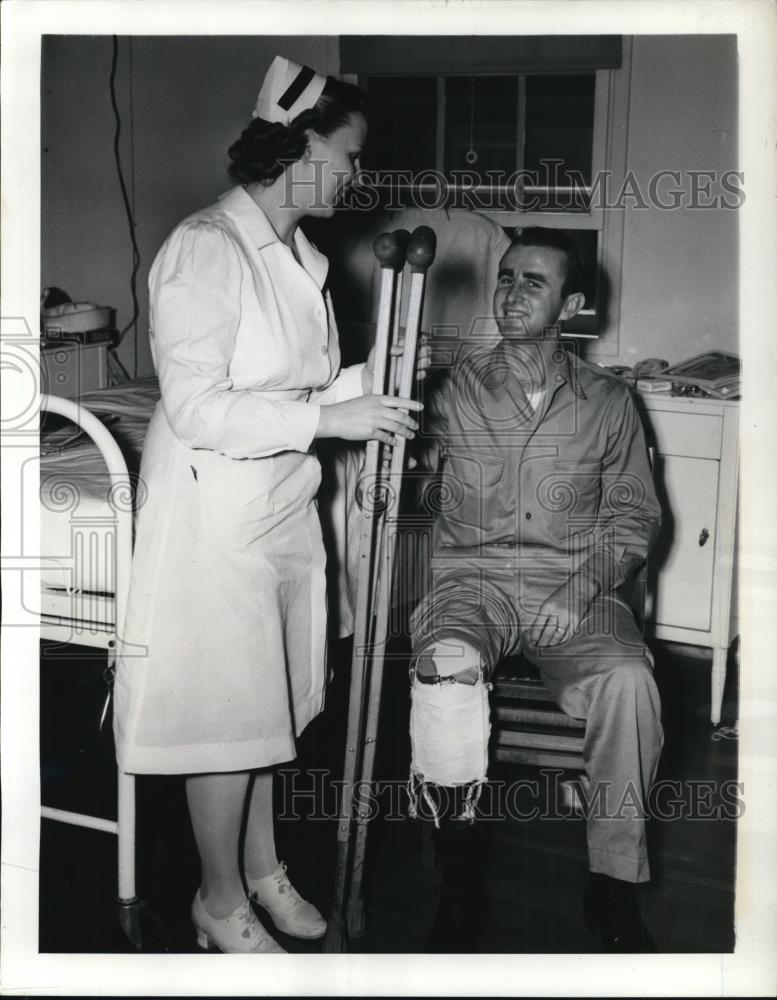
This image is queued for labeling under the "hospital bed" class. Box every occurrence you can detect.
[40,378,160,948]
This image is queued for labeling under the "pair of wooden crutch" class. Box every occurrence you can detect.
[325,226,437,952]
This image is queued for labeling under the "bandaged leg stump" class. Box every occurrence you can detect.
[408,638,492,825]
[408,639,493,952]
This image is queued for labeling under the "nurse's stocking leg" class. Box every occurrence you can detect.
[242,769,327,939]
[186,771,251,918]
[243,769,279,880]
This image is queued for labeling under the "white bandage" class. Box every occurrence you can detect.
[408,640,492,824]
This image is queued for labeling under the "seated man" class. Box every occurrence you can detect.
[408,227,663,953]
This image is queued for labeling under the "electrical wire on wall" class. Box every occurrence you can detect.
[109,35,140,382]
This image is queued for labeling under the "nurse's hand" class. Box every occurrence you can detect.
[362,334,433,394]
[317,395,423,445]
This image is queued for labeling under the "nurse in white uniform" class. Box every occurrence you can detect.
[114,57,422,953]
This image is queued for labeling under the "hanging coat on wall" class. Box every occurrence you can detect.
[114,185,365,775]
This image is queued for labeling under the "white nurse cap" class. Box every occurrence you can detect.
[252,56,327,124]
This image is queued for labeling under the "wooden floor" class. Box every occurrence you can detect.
[38,637,738,954]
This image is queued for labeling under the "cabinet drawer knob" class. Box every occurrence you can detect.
[699,528,710,547]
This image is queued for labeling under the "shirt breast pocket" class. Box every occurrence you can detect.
[534,461,602,539]
[439,452,508,540]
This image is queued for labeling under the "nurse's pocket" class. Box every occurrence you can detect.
[194,451,319,544]
[192,451,278,540]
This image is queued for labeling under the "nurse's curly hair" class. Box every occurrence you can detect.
[227,76,367,186]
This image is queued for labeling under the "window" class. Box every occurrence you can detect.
[443,76,521,177]
[362,72,600,207]
[353,57,626,338]
[363,76,437,174]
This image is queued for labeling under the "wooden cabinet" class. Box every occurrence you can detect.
[636,392,739,725]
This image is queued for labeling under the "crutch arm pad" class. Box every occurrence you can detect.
[411,225,437,252]
[373,231,406,270]
[407,234,436,272]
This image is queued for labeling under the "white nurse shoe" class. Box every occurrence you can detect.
[191,890,286,953]
[247,862,327,939]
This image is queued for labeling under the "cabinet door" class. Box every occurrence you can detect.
[650,454,719,632]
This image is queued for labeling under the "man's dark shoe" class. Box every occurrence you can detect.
[583,873,658,953]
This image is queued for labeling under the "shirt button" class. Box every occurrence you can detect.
[525,511,532,520]
[321,345,328,355]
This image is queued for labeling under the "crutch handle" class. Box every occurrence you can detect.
[393,228,412,250]
[406,234,436,273]
[373,231,406,271]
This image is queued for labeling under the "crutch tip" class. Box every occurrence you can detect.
[323,919,350,953]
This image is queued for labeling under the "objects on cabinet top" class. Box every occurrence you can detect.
[604,352,740,400]
[41,301,115,344]
[636,378,673,393]
[661,351,740,399]
[633,358,669,378]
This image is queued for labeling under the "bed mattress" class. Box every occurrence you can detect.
[40,378,160,596]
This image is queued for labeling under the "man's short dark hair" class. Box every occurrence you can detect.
[510,227,585,300]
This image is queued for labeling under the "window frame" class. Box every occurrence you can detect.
[351,40,632,343]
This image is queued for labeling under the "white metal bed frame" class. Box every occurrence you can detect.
[40,393,146,948]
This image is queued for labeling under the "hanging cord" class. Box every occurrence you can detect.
[109,36,141,380]
[107,348,132,384]
[469,76,475,149]
[465,75,478,166]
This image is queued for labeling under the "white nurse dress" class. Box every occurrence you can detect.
[114,185,364,774]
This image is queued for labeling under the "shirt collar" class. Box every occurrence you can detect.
[495,338,587,400]
[217,185,329,290]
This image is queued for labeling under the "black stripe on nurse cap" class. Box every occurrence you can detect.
[278,65,317,111]
[252,56,327,123]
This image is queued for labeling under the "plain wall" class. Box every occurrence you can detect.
[41,34,739,377]
[41,36,338,376]
[590,34,739,366]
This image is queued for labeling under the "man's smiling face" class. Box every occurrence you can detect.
[493,243,579,339]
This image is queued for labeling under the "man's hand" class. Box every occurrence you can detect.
[526,575,599,648]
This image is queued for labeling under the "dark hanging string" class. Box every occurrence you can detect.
[109,36,140,381]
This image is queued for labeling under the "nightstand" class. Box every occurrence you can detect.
[636,391,739,725]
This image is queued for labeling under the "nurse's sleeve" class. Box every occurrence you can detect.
[150,221,320,459]
[309,361,366,404]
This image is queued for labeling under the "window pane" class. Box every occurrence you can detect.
[444,76,518,178]
[363,76,437,174]
[523,74,595,198]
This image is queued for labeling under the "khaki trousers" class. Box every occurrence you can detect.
[409,553,664,883]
